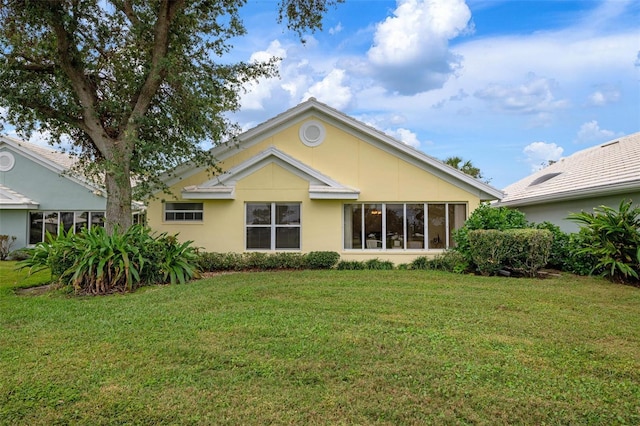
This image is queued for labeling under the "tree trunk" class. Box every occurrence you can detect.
[102,139,134,233]
[104,168,133,233]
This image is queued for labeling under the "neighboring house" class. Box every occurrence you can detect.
[497,132,640,233]
[147,98,503,263]
[0,136,106,250]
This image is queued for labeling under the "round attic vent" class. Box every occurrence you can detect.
[0,152,15,172]
[299,120,326,147]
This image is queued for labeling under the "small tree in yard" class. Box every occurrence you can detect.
[0,0,342,233]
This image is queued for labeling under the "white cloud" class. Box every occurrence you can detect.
[574,120,618,144]
[587,86,620,106]
[385,128,421,148]
[366,0,472,94]
[241,40,288,110]
[523,142,564,172]
[329,22,343,35]
[302,69,352,109]
[474,73,570,115]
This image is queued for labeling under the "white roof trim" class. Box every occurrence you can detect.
[181,146,360,200]
[0,184,39,209]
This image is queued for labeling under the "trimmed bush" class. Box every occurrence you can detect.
[468,230,511,276]
[197,251,339,272]
[532,221,570,270]
[305,251,340,269]
[453,203,529,263]
[503,229,553,277]
[468,228,552,277]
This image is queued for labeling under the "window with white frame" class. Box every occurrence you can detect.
[246,203,301,250]
[29,211,105,244]
[164,202,203,221]
[343,203,466,250]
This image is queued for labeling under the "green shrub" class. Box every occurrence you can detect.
[197,252,245,271]
[429,250,470,273]
[271,252,306,270]
[336,260,366,270]
[365,258,394,270]
[568,200,640,283]
[563,230,600,276]
[19,225,199,294]
[453,203,529,263]
[468,230,511,276]
[305,251,340,269]
[503,229,553,277]
[409,256,430,270]
[532,221,570,270]
[468,228,552,277]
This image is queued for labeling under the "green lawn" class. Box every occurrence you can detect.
[1,261,639,425]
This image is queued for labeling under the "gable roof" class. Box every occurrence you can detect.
[498,132,640,207]
[182,146,360,200]
[167,98,503,201]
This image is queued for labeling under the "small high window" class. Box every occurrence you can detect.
[164,202,203,221]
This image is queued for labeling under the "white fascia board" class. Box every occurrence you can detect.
[0,202,40,209]
[309,185,360,200]
[181,186,235,200]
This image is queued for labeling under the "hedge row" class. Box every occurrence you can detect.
[197,251,340,271]
[468,228,553,277]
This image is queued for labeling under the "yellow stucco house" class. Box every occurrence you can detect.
[147,99,503,263]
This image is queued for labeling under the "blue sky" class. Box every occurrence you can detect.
[5,0,638,190]
[228,0,640,189]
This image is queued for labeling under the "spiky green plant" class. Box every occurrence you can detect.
[568,199,640,284]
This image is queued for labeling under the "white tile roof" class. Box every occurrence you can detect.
[499,132,640,206]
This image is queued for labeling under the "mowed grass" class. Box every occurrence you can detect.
[1,262,639,425]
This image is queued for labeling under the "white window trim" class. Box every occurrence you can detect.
[245,202,301,251]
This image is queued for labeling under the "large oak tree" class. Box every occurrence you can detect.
[0,0,340,231]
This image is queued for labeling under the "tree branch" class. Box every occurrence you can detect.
[123,0,185,139]
[47,1,109,151]
[122,0,140,26]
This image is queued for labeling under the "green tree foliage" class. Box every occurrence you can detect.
[0,0,341,232]
[568,199,640,284]
[444,156,490,183]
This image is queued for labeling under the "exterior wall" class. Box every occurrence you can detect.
[516,191,640,233]
[0,210,27,250]
[147,117,484,263]
[0,146,106,249]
